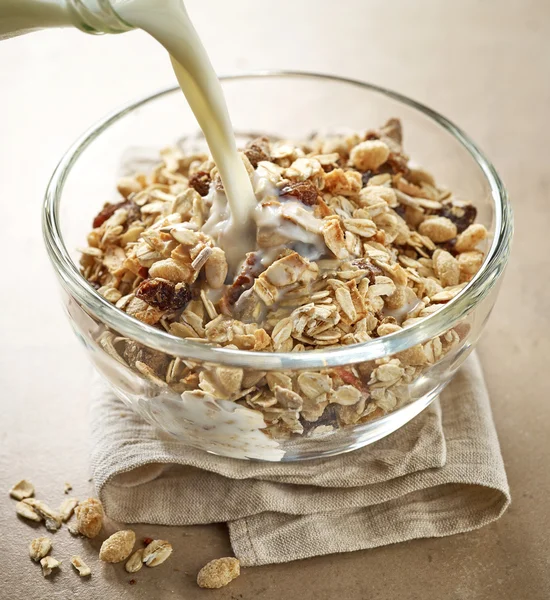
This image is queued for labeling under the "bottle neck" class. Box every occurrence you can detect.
[65,0,134,34]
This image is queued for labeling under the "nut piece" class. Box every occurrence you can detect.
[71,555,92,577]
[22,499,62,531]
[418,216,457,243]
[58,497,79,522]
[197,557,241,589]
[350,140,390,171]
[16,501,42,522]
[458,250,484,282]
[74,498,104,539]
[99,530,136,563]
[41,556,61,577]
[29,537,52,562]
[9,479,34,501]
[432,249,460,288]
[455,223,488,252]
[143,539,173,567]
[125,548,144,573]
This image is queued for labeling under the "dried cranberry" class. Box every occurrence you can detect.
[188,171,212,196]
[143,537,154,546]
[280,180,319,206]
[243,136,271,168]
[136,278,191,311]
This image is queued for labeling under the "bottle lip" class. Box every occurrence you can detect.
[66,0,134,35]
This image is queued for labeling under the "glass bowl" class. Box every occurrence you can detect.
[43,72,512,461]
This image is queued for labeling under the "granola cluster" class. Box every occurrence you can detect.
[81,119,487,440]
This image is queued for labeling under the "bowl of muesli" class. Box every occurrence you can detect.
[43,72,512,461]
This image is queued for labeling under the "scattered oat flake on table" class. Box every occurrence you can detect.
[99,530,136,563]
[64,482,72,494]
[16,500,42,522]
[9,479,34,501]
[41,556,61,577]
[22,498,62,531]
[58,497,79,522]
[143,540,172,567]
[74,497,104,538]
[71,555,91,577]
[197,557,240,589]
[29,537,52,562]
[125,548,144,573]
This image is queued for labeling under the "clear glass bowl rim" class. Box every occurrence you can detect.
[43,70,513,370]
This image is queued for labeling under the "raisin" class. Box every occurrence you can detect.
[438,202,477,233]
[136,278,191,311]
[223,252,264,306]
[123,340,169,377]
[143,537,154,546]
[361,170,373,186]
[92,200,140,229]
[243,136,271,168]
[439,238,458,256]
[350,258,384,284]
[279,180,319,206]
[188,171,211,196]
[92,200,126,228]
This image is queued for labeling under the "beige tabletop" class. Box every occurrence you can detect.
[1,0,549,598]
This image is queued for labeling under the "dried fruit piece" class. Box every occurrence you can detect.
[135,278,191,311]
[125,549,144,573]
[197,557,240,589]
[41,556,61,577]
[243,136,270,168]
[91,200,139,229]
[143,539,173,567]
[29,537,52,562]
[123,340,170,378]
[9,479,34,501]
[188,171,211,196]
[16,501,41,522]
[280,180,319,206]
[439,202,477,233]
[99,530,136,563]
[350,258,384,283]
[22,499,62,531]
[74,497,104,539]
[71,555,91,577]
[58,497,79,522]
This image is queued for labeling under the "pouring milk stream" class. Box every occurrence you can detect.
[0,0,257,272]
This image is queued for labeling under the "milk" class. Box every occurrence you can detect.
[114,0,258,272]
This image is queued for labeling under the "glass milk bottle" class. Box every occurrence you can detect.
[0,0,134,40]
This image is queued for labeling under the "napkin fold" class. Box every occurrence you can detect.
[90,354,510,566]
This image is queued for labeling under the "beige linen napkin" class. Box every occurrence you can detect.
[90,354,510,566]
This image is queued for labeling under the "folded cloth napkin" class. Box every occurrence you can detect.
[90,354,510,566]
